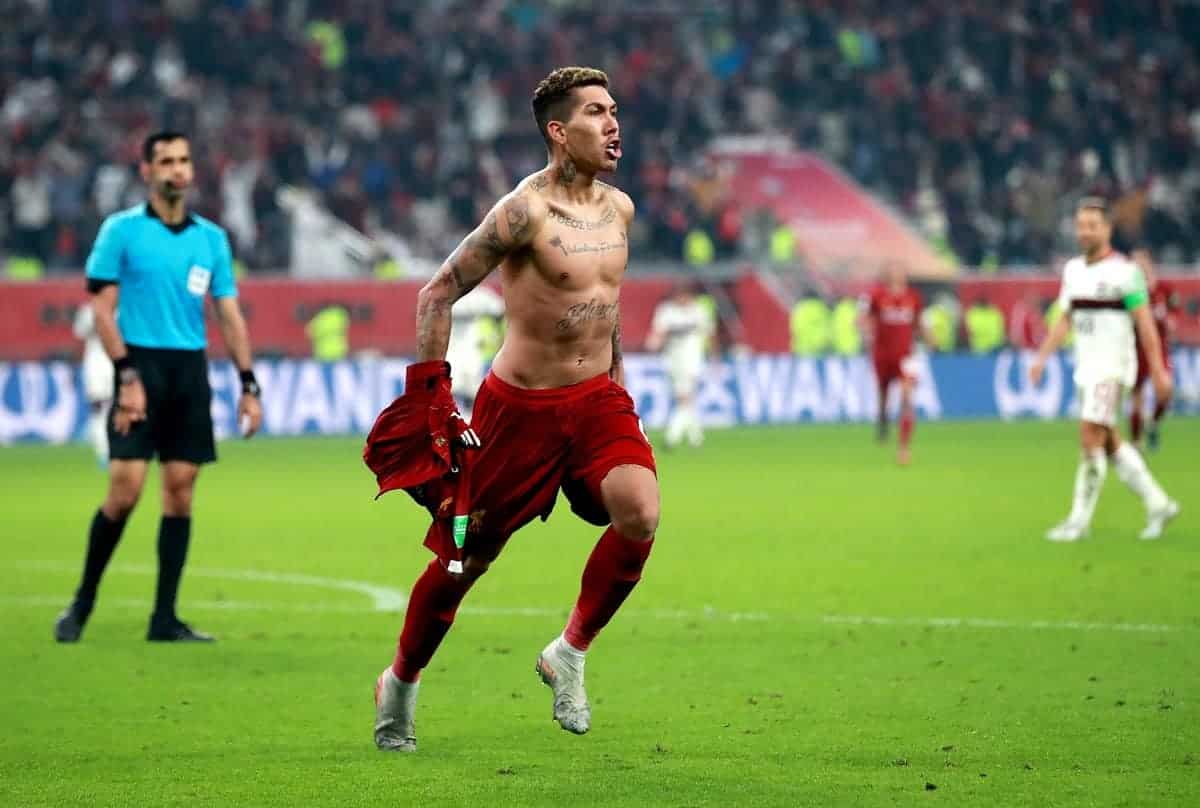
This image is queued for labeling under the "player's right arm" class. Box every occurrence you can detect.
[645,305,668,353]
[856,292,877,353]
[416,190,545,361]
[1030,269,1072,385]
[86,216,145,433]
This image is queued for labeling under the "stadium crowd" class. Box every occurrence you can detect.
[3,0,1200,273]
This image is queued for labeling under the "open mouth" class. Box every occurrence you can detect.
[605,139,622,160]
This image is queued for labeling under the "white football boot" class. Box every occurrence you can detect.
[535,636,591,734]
[1045,521,1089,542]
[374,668,418,752]
[1140,500,1181,541]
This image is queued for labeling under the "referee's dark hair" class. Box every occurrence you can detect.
[142,131,190,163]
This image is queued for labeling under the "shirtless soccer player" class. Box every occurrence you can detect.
[364,67,658,752]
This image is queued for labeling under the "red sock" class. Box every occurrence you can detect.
[899,408,914,449]
[563,526,654,651]
[1152,400,1168,424]
[1130,410,1143,441]
[391,559,475,682]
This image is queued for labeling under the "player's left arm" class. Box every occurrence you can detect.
[610,189,636,387]
[211,232,262,437]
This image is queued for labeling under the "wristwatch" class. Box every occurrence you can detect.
[240,369,261,398]
[116,360,139,386]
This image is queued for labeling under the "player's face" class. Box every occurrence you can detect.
[885,263,907,289]
[561,85,621,172]
[1074,209,1110,255]
[142,139,194,202]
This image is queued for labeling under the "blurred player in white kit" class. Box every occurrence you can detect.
[73,303,114,465]
[1030,199,1179,541]
[445,285,504,416]
[647,283,712,449]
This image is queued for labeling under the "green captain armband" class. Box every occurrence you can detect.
[1123,290,1148,309]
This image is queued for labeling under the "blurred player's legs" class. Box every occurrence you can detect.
[664,363,703,449]
[1047,444,1105,542]
[1048,381,1177,541]
[1130,368,1170,452]
[87,402,111,465]
[876,355,917,464]
[82,352,114,466]
[874,379,889,442]
[1111,442,1179,539]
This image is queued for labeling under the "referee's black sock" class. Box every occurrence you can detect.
[152,516,192,623]
[76,509,129,607]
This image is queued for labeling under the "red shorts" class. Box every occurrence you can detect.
[873,353,916,385]
[419,372,656,563]
[1135,349,1172,388]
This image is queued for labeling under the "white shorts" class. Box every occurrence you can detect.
[82,356,114,403]
[1078,379,1125,427]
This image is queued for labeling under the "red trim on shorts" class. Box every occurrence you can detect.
[481,371,612,406]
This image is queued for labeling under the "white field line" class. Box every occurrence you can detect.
[15,560,406,611]
[14,561,1190,633]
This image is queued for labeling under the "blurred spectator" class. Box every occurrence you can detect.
[3,0,1200,273]
[965,298,1006,354]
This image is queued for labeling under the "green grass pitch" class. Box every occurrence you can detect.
[0,420,1197,807]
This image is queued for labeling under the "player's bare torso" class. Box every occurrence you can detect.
[490,171,633,389]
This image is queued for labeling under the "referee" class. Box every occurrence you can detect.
[54,131,263,643]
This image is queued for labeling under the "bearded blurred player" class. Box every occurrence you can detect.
[1128,247,1178,452]
[646,282,712,449]
[1031,199,1179,542]
[861,262,924,465]
[363,67,657,752]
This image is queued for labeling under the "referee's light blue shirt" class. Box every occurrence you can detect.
[85,203,237,351]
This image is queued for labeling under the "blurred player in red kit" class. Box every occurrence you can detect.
[861,262,925,465]
[1129,247,1177,451]
[363,67,658,752]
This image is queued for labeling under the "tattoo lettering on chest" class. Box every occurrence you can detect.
[549,205,616,231]
[548,231,627,257]
[556,298,619,331]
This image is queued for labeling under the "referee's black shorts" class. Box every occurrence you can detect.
[108,345,217,465]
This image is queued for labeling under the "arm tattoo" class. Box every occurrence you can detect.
[480,213,505,257]
[506,196,531,242]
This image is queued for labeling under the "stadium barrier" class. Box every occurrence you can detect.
[3,349,1198,445]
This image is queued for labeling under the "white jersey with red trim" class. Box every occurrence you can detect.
[1055,251,1146,387]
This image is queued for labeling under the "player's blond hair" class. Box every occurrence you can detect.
[532,66,610,148]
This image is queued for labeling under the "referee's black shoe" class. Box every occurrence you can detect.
[54,599,93,643]
[147,616,215,643]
